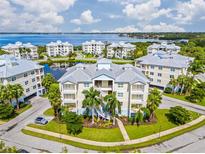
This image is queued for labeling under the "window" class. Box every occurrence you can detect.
[12,77,16,81]
[150,72,154,75]
[31,71,35,75]
[132,94,143,100]
[84,83,89,88]
[118,83,123,88]
[25,81,29,85]
[150,65,155,69]
[158,66,163,70]
[33,85,36,89]
[32,78,35,82]
[170,75,174,79]
[24,73,28,77]
[170,68,175,72]
[158,73,162,77]
[26,88,30,92]
[150,78,153,81]
[117,92,123,97]
[157,79,161,83]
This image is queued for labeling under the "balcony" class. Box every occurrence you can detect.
[94,80,113,91]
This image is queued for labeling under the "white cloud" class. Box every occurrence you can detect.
[73,27,81,32]
[70,10,101,25]
[122,0,171,21]
[112,25,140,33]
[143,22,185,32]
[0,0,76,32]
[170,0,205,24]
[109,14,122,19]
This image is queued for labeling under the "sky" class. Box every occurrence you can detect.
[0,0,205,32]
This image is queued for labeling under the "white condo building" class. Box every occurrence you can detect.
[1,42,38,59]
[147,42,180,54]
[135,51,193,88]
[82,40,105,55]
[107,42,136,59]
[59,58,150,116]
[46,40,73,57]
[0,55,45,101]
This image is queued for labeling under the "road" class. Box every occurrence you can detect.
[0,97,95,153]
[141,95,205,153]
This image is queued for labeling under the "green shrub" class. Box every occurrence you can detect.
[164,87,172,94]
[167,106,191,125]
[0,104,14,119]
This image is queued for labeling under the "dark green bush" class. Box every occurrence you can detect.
[164,87,172,94]
[167,106,191,125]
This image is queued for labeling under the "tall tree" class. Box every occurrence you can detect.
[0,85,8,104]
[82,87,101,124]
[42,73,56,92]
[147,88,162,120]
[177,75,187,95]
[12,84,24,110]
[169,78,178,94]
[104,92,121,125]
[6,84,15,104]
[47,84,61,119]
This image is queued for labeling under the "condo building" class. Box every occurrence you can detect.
[1,42,38,59]
[59,58,150,116]
[107,42,136,59]
[82,40,105,55]
[135,51,193,88]
[0,55,45,101]
[147,42,180,54]
[46,40,73,57]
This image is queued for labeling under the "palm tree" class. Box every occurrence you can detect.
[47,84,61,119]
[169,78,178,94]
[82,87,101,124]
[6,84,15,104]
[177,75,187,95]
[147,88,162,120]
[0,85,8,104]
[104,92,121,125]
[134,108,144,126]
[12,84,24,110]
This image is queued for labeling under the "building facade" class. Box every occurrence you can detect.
[46,40,73,57]
[82,40,105,55]
[147,42,180,54]
[59,58,150,116]
[1,42,38,59]
[135,51,193,88]
[0,55,45,101]
[107,42,136,59]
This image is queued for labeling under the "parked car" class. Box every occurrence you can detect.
[34,117,48,125]
[17,149,29,153]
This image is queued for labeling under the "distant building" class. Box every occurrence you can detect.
[107,42,136,59]
[46,40,73,57]
[1,42,38,59]
[82,40,105,55]
[135,51,193,88]
[147,42,180,54]
[0,55,45,101]
[59,58,150,116]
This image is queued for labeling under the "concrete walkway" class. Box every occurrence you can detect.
[24,115,205,147]
[116,118,130,141]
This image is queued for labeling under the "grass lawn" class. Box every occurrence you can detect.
[164,93,205,107]
[28,120,124,142]
[0,104,32,122]
[22,118,205,152]
[43,108,54,116]
[125,109,200,140]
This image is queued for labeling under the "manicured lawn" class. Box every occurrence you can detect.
[125,109,200,140]
[28,120,124,142]
[1,104,32,122]
[22,119,205,152]
[43,108,54,116]
[164,93,205,107]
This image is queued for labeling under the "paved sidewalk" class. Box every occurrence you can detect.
[24,115,205,147]
[116,118,130,141]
